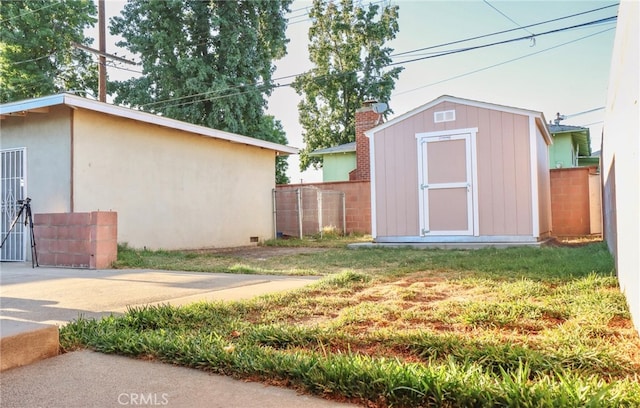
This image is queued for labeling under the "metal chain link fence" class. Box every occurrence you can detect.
[273,187,345,238]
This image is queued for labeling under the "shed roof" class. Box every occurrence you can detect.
[309,142,356,156]
[0,94,298,155]
[365,95,552,145]
[548,123,591,157]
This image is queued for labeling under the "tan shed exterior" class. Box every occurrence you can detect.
[365,95,552,243]
[1,94,297,251]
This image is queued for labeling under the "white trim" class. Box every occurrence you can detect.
[0,94,298,155]
[416,128,478,237]
[368,131,377,238]
[470,130,480,236]
[415,127,479,139]
[529,117,540,238]
[417,139,426,234]
[374,235,540,244]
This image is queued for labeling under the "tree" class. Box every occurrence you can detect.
[292,0,403,171]
[110,0,292,181]
[110,0,288,135]
[254,115,290,184]
[0,0,98,103]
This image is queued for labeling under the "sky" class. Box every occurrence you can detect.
[93,0,618,184]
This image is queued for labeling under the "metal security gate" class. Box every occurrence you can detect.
[1,148,27,261]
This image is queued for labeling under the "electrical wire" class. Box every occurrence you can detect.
[391,3,617,57]
[4,52,57,66]
[142,12,617,111]
[393,27,615,97]
[386,16,616,68]
[0,1,62,23]
[483,0,535,37]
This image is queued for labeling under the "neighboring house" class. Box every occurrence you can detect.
[308,142,356,182]
[548,123,597,168]
[0,93,297,261]
[548,123,602,237]
[601,0,639,332]
[364,95,553,244]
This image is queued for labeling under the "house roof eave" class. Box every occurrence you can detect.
[0,93,299,155]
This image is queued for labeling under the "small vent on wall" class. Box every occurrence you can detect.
[434,110,456,123]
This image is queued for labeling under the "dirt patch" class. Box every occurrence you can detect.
[546,236,603,247]
[188,246,330,260]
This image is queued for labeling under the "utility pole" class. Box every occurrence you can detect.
[98,0,106,102]
[71,0,137,100]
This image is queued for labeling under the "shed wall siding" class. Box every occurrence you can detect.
[373,101,534,238]
[374,118,420,237]
[0,106,72,214]
[536,123,553,236]
[71,109,275,250]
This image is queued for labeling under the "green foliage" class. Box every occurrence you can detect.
[293,0,403,170]
[253,115,290,184]
[0,0,98,102]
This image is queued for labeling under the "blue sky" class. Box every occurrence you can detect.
[96,0,618,184]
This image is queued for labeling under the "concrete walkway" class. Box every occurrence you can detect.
[0,263,357,407]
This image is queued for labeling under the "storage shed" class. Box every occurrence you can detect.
[365,95,552,244]
[0,94,297,260]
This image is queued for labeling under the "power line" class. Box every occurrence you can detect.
[141,72,301,109]
[286,0,389,25]
[386,16,616,67]
[0,1,61,23]
[393,27,615,97]
[391,15,615,60]
[82,3,616,112]
[4,52,57,66]
[392,3,618,58]
[483,0,535,37]
[155,18,615,112]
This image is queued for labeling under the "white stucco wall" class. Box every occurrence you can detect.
[72,109,276,250]
[601,0,640,332]
[0,106,72,214]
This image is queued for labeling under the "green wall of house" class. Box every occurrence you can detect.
[322,153,356,181]
[549,134,575,169]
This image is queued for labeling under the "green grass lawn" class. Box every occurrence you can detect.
[61,241,640,407]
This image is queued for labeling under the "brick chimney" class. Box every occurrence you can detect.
[353,102,382,181]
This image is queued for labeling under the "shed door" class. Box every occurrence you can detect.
[419,133,475,236]
[1,148,27,261]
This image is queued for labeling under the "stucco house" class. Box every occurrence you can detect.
[364,95,553,244]
[601,0,639,332]
[0,93,297,261]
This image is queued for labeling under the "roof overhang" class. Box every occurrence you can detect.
[364,95,552,145]
[549,126,591,156]
[0,94,299,155]
[309,142,357,157]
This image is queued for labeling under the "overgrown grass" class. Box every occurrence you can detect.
[63,242,640,407]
